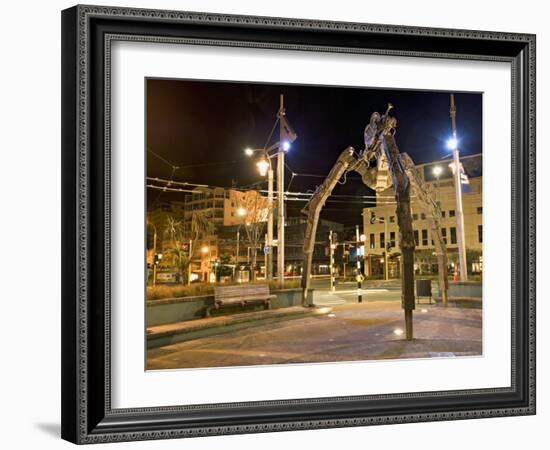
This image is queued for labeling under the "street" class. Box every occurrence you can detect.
[309,278,402,305]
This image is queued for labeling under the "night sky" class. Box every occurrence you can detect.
[146,78,482,226]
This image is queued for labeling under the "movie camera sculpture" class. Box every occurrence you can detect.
[300,104,449,340]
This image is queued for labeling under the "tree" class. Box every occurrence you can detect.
[237,190,269,281]
[218,253,234,279]
[164,212,215,284]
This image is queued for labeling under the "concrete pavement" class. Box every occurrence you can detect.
[147,300,482,370]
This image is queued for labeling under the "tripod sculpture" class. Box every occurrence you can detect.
[300,104,449,340]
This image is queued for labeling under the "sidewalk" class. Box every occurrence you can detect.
[147,301,482,370]
[147,305,332,349]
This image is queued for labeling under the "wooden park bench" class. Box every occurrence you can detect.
[206,284,276,317]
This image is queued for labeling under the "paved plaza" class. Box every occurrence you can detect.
[147,294,482,370]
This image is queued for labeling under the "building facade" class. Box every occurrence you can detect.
[180,187,268,282]
[182,186,268,233]
[362,153,483,276]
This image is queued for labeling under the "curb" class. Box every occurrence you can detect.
[147,306,332,349]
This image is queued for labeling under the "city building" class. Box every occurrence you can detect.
[284,217,345,277]
[362,153,483,277]
[182,186,268,233]
[182,187,269,281]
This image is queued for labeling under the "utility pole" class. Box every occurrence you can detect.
[384,219,389,281]
[343,243,347,279]
[187,239,193,286]
[329,230,336,292]
[267,166,274,280]
[356,225,363,303]
[150,222,157,286]
[277,94,286,288]
[450,94,468,282]
[235,229,240,280]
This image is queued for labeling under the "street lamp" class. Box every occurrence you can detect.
[152,252,162,286]
[448,93,468,282]
[244,146,276,280]
[235,208,246,281]
[243,94,297,287]
[446,136,458,150]
[201,245,213,283]
[256,158,270,177]
[433,165,442,204]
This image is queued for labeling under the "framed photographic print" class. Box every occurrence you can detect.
[61,4,536,444]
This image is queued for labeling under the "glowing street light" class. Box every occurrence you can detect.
[201,246,209,254]
[237,207,247,217]
[256,158,270,177]
[244,148,254,156]
[281,140,291,152]
[446,136,458,151]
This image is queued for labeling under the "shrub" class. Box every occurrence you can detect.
[147,279,302,301]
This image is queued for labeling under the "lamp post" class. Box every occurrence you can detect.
[433,165,442,204]
[147,220,158,285]
[448,94,468,282]
[201,245,211,283]
[244,93,296,288]
[277,94,286,289]
[245,146,277,280]
[153,252,162,286]
[234,207,246,281]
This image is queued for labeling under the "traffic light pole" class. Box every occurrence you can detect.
[384,219,389,281]
[329,230,335,292]
[356,225,362,303]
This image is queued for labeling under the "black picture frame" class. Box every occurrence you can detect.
[61,4,536,444]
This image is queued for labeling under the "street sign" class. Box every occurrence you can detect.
[263,245,270,255]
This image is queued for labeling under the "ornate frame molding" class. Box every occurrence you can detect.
[61,5,536,444]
